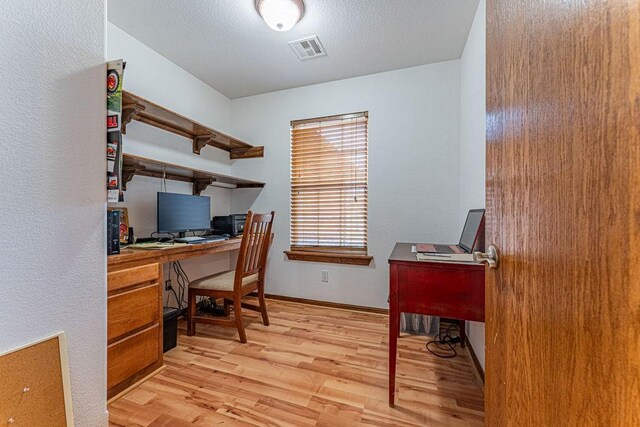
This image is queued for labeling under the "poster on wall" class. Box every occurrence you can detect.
[107,60,125,203]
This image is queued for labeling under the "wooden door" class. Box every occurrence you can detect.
[486,0,640,425]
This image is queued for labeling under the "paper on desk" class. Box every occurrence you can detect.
[129,242,188,250]
[416,252,476,263]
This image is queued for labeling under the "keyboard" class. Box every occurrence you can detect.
[186,235,228,244]
[432,244,455,254]
[175,236,204,243]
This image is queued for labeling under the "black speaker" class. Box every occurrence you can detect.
[107,210,120,255]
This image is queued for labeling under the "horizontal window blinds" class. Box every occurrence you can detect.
[290,113,368,252]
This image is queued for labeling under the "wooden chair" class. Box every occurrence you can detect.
[187,211,275,343]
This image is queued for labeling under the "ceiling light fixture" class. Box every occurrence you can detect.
[255,0,305,32]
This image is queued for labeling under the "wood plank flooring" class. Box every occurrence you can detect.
[108,299,484,426]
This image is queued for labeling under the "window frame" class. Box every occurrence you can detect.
[285,111,372,266]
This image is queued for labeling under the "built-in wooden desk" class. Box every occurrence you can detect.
[108,237,242,270]
[106,238,241,400]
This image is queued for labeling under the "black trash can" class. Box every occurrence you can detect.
[163,307,181,353]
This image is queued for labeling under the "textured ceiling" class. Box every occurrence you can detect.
[108,0,480,99]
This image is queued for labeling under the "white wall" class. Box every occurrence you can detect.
[230,62,462,308]
[460,0,486,371]
[0,1,107,425]
[107,23,232,174]
[106,23,229,133]
[107,24,236,303]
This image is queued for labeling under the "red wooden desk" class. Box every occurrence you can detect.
[388,242,485,407]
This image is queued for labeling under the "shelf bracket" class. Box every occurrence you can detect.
[121,166,142,191]
[193,134,217,155]
[121,103,146,135]
[192,178,216,195]
[230,146,265,159]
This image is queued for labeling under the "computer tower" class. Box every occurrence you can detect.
[212,214,247,236]
[107,210,120,255]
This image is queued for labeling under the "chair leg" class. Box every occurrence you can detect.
[187,290,196,336]
[223,298,231,317]
[233,296,247,343]
[258,284,270,326]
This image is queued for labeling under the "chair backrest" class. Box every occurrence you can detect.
[234,211,275,289]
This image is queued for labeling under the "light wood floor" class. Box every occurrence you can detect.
[108,299,484,426]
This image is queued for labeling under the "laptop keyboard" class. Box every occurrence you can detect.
[433,244,455,253]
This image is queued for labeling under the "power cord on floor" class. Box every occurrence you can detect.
[426,323,461,358]
[196,297,225,316]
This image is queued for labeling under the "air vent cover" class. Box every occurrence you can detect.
[288,36,326,60]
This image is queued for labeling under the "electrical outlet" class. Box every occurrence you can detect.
[165,279,172,291]
[321,270,329,283]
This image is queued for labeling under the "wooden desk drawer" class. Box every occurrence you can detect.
[107,324,160,390]
[108,283,160,342]
[398,265,485,322]
[108,263,160,293]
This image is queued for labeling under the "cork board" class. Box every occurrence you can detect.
[0,333,73,426]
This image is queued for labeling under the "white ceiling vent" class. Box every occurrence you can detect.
[288,36,326,60]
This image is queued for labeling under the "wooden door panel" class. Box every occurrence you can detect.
[486,0,640,424]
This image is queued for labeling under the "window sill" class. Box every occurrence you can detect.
[284,250,373,266]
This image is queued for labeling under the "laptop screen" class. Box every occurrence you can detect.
[458,209,485,253]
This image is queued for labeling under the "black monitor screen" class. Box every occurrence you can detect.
[459,209,485,252]
[157,192,211,233]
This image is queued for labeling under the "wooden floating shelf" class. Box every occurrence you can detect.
[122,154,265,195]
[121,91,263,159]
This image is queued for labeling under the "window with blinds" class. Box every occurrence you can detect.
[290,112,368,254]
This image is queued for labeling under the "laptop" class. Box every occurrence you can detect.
[417,209,485,254]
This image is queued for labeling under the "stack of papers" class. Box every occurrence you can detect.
[128,242,188,250]
[415,252,477,263]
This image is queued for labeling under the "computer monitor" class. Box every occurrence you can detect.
[458,209,485,253]
[157,192,211,236]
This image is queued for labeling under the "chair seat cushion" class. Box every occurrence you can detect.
[189,270,259,291]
